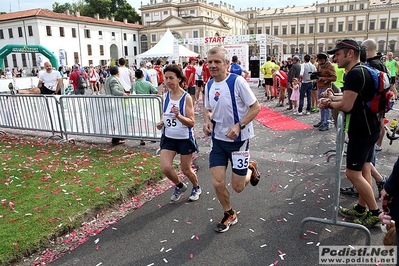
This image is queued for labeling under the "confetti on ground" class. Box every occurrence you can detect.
[260,218,266,221]
[249,229,254,232]
[190,253,194,259]
[325,228,331,232]
[307,242,314,245]
[163,258,168,263]
[260,244,267,248]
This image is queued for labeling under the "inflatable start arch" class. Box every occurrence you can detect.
[0,44,58,70]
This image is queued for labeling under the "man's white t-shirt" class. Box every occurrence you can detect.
[39,70,61,91]
[205,74,257,142]
[118,66,133,92]
[147,68,158,87]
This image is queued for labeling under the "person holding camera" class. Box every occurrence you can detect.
[297,54,317,115]
[313,53,336,131]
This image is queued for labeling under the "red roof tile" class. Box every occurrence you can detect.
[0,8,143,29]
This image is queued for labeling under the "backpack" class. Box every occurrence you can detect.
[77,71,88,90]
[358,65,394,114]
[154,65,163,83]
[230,63,242,75]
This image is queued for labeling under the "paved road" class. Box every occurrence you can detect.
[25,86,399,266]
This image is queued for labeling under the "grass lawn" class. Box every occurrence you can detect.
[0,134,164,265]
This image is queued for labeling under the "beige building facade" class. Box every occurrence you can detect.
[140,0,399,58]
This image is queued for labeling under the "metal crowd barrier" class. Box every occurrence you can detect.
[0,95,63,141]
[0,94,163,143]
[0,77,39,93]
[58,95,163,142]
[300,111,371,245]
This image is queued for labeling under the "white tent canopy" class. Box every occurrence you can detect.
[136,29,198,59]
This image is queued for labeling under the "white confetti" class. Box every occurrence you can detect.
[260,244,267,248]
[284,185,288,189]
[160,240,167,243]
[210,219,213,222]
[207,208,214,211]
[249,228,254,232]
[160,247,164,252]
[316,242,320,246]
[307,242,314,245]
[320,208,326,212]
[147,263,155,266]
[289,202,294,205]
[173,219,179,222]
[165,248,172,252]
[348,245,355,249]
[325,228,331,232]
[301,199,306,202]
[287,212,293,216]
[286,198,292,201]
[191,235,196,239]
[260,217,266,221]
[112,227,117,230]
[163,258,168,263]
[95,263,103,266]
[283,218,287,222]
[94,238,100,244]
[171,229,174,233]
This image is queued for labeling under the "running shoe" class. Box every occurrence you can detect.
[249,159,261,186]
[339,204,367,219]
[354,211,381,228]
[170,182,187,202]
[188,186,202,201]
[215,210,238,233]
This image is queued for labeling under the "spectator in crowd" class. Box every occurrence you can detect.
[118,58,134,94]
[18,62,62,95]
[69,64,88,95]
[287,56,301,110]
[297,54,317,115]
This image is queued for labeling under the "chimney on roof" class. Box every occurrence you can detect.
[123,18,128,24]
[94,13,100,20]
[111,16,115,22]
[75,11,80,17]
[65,9,70,15]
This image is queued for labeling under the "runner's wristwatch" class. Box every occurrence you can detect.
[238,121,246,130]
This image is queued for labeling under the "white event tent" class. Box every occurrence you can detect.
[136,29,198,59]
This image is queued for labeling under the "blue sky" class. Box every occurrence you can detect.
[1,0,318,14]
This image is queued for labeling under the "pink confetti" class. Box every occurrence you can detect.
[278,250,283,255]
[196,235,199,240]
[9,202,15,210]
[273,260,279,265]
[190,253,194,259]
[158,204,162,208]
[94,186,101,192]
[271,185,275,191]
[96,245,99,250]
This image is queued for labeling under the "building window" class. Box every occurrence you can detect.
[338,23,343,32]
[318,45,324,53]
[249,29,254,34]
[381,20,386,30]
[8,28,13,38]
[59,27,65,37]
[360,3,364,9]
[73,52,79,64]
[46,26,51,36]
[163,10,168,15]
[28,26,33,36]
[320,7,325,13]
[309,25,314,34]
[100,45,104,56]
[151,34,156,42]
[283,46,287,54]
[133,34,136,41]
[145,13,149,17]
[389,42,395,52]
[392,19,398,29]
[291,26,295,35]
[85,29,91,38]
[370,21,375,30]
[349,4,354,10]
[330,6,334,12]
[258,28,262,34]
[274,27,278,35]
[348,23,353,31]
[99,31,103,39]
[266,27,270,34]
[290,46,295,54]
[111,32,115,40]
[300,25,304,34]
[134,46,137,56]
[89,60,93,65]
[190,10,195,14]
[18,27,23,37]
[141,35,148,53]
[328,24,333,32]
[319,24,324,33]
[309,46,313,55]
[358,22,363,31]
[339,5,344,11]
[124,46,128,56]
[0,29,3,39]
[72,28,76,38]
[193,30,199,38]
[21,54,27,67]
[87,45,92,56]
[12,54,17,67]
[123,33,127,41]
[282,27,287,35]
[31,53,36,67]
[378,41,385,52]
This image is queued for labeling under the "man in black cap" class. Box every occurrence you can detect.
[318,38,382,228]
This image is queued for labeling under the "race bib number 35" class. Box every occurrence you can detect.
[232,151,250,170]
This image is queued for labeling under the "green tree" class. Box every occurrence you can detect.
[52,2,73,13]
[81,0,112,18]
[114,3,141,23]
